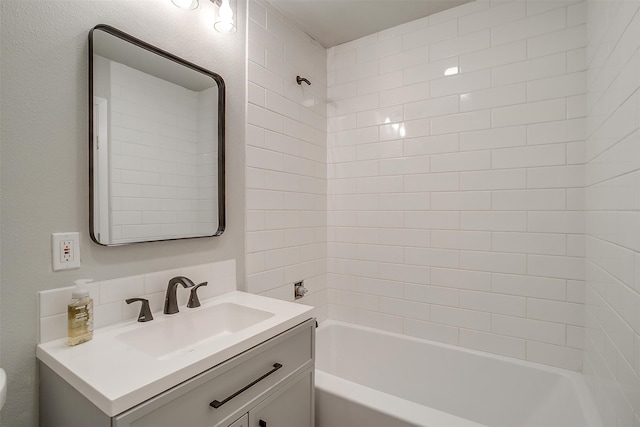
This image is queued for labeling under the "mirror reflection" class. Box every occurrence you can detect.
[89,25,225,246]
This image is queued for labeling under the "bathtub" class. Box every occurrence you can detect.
[315,320,602,427]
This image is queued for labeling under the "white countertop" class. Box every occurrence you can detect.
[36,291,314,417]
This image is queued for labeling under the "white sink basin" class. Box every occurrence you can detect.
[116,303,274,360]
[0,368,6,411]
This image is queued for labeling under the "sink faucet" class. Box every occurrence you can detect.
[164,276,196,314]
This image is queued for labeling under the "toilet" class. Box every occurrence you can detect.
[0,368,6,411]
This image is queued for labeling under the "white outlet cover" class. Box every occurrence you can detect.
[52,232,81,271]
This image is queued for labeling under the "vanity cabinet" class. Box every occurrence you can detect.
[40,319,315,427]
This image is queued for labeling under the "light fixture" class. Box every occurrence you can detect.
[212,0,236,34]
[172,0,199,10]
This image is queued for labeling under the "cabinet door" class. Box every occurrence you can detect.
[228,414,248,427]
[249,369,314,427]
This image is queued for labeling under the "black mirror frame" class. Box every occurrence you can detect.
[88,24,226,246]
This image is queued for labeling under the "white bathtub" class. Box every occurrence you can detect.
[315,321,602,427]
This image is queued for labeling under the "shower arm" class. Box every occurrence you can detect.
[296,76,311,85]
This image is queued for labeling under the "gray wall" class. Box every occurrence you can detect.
[0,1,246,425]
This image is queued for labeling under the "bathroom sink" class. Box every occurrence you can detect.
[37,290,314,416]
[117,303,274,360]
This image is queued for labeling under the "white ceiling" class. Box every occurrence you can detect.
[267,0,473,48]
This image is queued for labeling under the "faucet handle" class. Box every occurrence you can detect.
[187,282,208,308]
[126,298,154,322]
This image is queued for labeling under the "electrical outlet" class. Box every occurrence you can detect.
[52,232,81,271]
[61,240,73,262]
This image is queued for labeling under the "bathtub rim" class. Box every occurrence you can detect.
[315,319,603,427]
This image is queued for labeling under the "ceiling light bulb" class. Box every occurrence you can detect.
[172,0,199,10]
[214,0,236,34]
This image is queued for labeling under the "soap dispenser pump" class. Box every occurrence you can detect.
[67,279,94,346]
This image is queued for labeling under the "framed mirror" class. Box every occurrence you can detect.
[89,25,225,246]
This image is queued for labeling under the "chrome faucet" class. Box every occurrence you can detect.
[164,276,196,314]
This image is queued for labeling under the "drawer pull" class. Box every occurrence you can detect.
[209,363,283,409]
[259,421,267,427]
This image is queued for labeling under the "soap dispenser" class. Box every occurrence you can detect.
[67,279,94,346]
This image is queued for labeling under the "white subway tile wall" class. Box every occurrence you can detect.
[584,0,640,425]
[327,0,588,369]
[37,260,236,343]
[106,61,218,243]
[246,0,328,320]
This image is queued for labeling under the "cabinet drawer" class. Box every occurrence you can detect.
[114,319,314,427]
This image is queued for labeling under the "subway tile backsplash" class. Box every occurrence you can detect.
[245,0,329,320]
[327,0,588,371]
[38,260,236,343]
[243,0,640,422]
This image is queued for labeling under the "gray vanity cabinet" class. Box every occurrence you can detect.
[248,368,314,427]
[39,319,315,427]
